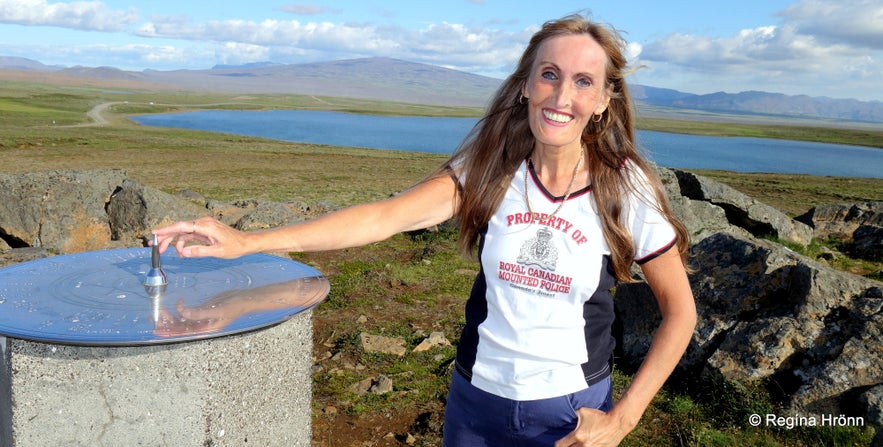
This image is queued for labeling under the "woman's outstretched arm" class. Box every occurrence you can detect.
[153,173,460,259]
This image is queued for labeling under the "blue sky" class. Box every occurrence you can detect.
[1,0,882,101]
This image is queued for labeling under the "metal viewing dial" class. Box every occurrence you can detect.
[0,247,329,345]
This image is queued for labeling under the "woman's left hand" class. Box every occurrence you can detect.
[556,247,696,446]
[554,407,632,446]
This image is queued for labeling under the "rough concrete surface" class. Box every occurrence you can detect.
[1,311,313,447]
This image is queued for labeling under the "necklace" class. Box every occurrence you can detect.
[524,153,584,221]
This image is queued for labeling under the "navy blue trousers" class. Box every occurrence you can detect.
[443,371,613,446]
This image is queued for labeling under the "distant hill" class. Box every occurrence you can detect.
[59,65,147,81]
[632,86,883,123]
[2,56,882,122]
[0,56,61,71]
[211,61,282,70]
[141,57,502,107]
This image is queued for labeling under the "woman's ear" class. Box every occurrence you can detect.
[595,87,612,115]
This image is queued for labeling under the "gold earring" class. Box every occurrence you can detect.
[592,113,603,123]
[519,94,528,105]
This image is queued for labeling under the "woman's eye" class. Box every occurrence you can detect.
[541,70,558,81]
[576,78,592,88]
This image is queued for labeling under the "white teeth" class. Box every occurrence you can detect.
[543,110,572,123]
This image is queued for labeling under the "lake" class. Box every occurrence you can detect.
[132,110,883,179]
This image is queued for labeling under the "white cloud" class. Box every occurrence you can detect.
[778,0,883,50]
[0,0,138,31]
[641,25,825,69]
[275,3,341,16]
[215,42,270,65]
[625,42,642,61]
[133,16,530,74]
[636,1,883,100]
[0,42,198,69]
[83,44,194,67]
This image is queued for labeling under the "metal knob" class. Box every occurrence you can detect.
[144,234,167,287]
[144,234,167,325]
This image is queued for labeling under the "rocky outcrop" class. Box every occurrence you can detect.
[796,202,883,240]
[0,170,127,253]
[796,202,883,262]
[106,178,208,242]
[0,170,337,267]
[618,169,881,433]
[667,169,813,245]
[854,225,883,261]
[0,170,205,254]
[657,168,747,242]
[615,231,882,425]
[206,199,337,232]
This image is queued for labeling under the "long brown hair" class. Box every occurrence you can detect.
[442,13,689,281]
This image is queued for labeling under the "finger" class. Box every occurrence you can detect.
[555,408,603,447]
[153,220,197,238]
[553,434,575,447]
[158,234,185,255]
[554,417,583,446]
[152,220,198,254]
[174,236,192,257]
[181,242,230,259]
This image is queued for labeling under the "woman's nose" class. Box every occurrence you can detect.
[553,82,573,108]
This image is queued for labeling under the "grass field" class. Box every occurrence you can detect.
[1,82,880,446]
[636,116,883,149]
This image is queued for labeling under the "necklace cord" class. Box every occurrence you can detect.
[524,154,584,220]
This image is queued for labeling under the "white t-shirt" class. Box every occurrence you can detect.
[454,159,676,401]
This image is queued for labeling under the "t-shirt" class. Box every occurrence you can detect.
[454,159,677,401]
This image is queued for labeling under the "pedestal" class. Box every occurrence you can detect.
[1,311,313,446]
[0,248,328,446]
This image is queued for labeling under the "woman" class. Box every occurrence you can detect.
[153,14,696,447]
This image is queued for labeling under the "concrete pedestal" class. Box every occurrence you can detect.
[1,311,313,447]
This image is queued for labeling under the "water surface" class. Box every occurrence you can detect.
[132,110,883,178]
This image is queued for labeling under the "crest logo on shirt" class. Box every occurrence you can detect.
[517,227,558,271]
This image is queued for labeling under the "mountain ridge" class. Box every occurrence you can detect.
[2,56,881,123]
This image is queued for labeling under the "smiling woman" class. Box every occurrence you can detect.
[437,16,695,446]
[150,13,696,447]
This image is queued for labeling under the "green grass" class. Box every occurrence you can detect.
[0,97,87,126]
[690,170,883,217]
[2,82,880,446]
[773,237,883,280]
[638,116,883,148]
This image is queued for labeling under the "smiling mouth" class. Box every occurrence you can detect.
[543,109,573,124]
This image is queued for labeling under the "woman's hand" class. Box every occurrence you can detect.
[557,247,696,446]
[555,407,633,447]
[152,216,251,259]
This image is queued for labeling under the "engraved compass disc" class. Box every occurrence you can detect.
[0,248,329,345]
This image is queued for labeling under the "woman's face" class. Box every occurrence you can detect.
[523,34,611,153]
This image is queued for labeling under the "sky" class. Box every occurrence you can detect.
[0,0,882,102]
